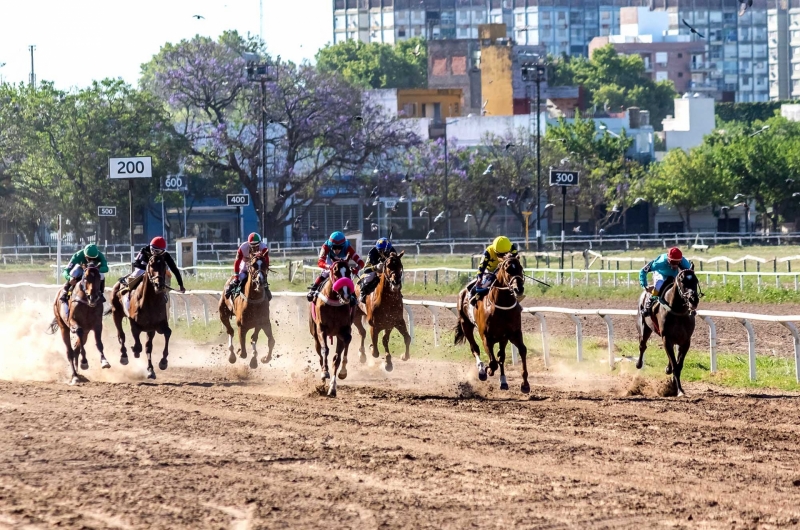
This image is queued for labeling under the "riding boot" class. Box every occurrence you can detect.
[99,278,106,303]
[358,279,376,303]
[265,284,272,302]
[59,279,74,303]
[643,295,656,317]
[226,278,240,299]
[307,275,324,302]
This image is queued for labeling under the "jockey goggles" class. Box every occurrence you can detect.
[151,246,166,256]
[331,244,344,251]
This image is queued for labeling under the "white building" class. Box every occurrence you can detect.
[662,93,715,152]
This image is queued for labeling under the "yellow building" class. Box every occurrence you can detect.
[397,88,462,120]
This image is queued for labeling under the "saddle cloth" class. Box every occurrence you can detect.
[467,302,477,325]
[123,293,132,318]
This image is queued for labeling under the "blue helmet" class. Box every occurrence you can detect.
[328,231,347,249]
[376,238,390,252]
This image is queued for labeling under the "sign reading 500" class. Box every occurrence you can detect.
[109,157,153,179]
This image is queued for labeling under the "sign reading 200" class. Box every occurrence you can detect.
[108,157,153,179]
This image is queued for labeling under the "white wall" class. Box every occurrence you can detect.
[782,104,800,122]
[364,89,398,117]
[654,205,745,233]
[663,96,715,152]
[620,8,669,40]
[443,114,546,147]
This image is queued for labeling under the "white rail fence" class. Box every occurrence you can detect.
[2,283,798,385]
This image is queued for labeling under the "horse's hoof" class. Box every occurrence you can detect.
[321,371,330,380]
[500,382,509,391]
[489,360,499,373]
[80,361,89,371]
[119,355,129,366]
[327,386,337,398]
[101,359,111,369]
[402,354,410,361]
[635,360,643,370]
[147,369,156,380]
[520,381,531,394]
[158,359,168,371]
[677,390,685,398]
[239,350,247,359]
[69,376,79,386]
[133,352,140,359]
[665,365,673,375]
[249,356,258,369]
[228,352,237,364]
[338,368,348,380]
[260,355,271,364]
[385,361,393,373]
[478,370,487,382]
[371,350,379,358]
[359,353,367,364]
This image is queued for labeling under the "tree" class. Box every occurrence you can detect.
[549,45,678,130]
[143,32,420,240]
[315,37,427,89]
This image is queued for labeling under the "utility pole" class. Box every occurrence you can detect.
[535,67,541,251]
[28,45,36,87]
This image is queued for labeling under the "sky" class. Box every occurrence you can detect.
[0,0,331,89]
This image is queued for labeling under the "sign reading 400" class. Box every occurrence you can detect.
[108,157,152,179]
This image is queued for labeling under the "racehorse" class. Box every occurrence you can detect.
[636,265,701,397]
[353,251,411,372]
[453,255,530,393]
[52,263,109,385]
[308,258,356,397]
[219,249,275,368]
[111,254,171,379]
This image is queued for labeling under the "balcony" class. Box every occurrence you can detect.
[689,81,718,91]
[691,61,716,71]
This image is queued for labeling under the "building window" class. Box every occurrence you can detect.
[678,72,683,77]
[655,52,668,65]
[677,53,683,58]
[656,71,668,82]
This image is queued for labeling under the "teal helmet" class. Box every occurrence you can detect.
[84,244,100,259]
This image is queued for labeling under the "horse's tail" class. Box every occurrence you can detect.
[453,320,466,345]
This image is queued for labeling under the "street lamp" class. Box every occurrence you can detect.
[429,118,458,239]
[598,124,621,138]
[720,206,730,233]
[748,125,770,137]
[245,54,279,239]
[733,194,750,234]
[521,54,547,250]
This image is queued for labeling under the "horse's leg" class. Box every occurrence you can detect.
[463,321,486,381]
[481,335,499,377]
[318,328,330,380]
[237,321,248,359]
[352,311,367,364]
[380,327,394,372]
[369,320,380,360]
[395,319,412,362]
[328,335,345,397]
[130,320,143,359]
[59,324,80,385]
[95,321,109,369]
[112,307,128,365]
[249,326,259,369]
[497,338,509,390]
[338,326,351,381]
[218,297,236,364]
[260,319,275,364]
[158,321,171,371]
[636,321,653,370]
[674,341,690,397]
[75,326,89,371]
[510,330,530,394]
[145,330,156,380]
[663,338,679,394]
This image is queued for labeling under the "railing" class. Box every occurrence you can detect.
[2,284,798,384]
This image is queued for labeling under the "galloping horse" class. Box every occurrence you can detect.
[111,254,171,379]
[454,255,530,393]
[353,251,411,372]
[219,249,275,368]
[52,263,109,385]
[636,265,701,397]
[308,258,356,397]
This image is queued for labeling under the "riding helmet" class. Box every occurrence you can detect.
[248,233,262,248]
[150,236,167,253]
[667,247,683,262]
[83,243,100,259]
[493,236,512,254]
[329,231,346,249]
[376,238,390,252]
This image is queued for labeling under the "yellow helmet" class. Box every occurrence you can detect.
[493,236,512,254]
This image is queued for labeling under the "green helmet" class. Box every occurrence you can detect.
[84,244,100,259]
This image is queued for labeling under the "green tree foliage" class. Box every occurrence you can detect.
[315,37,427,89]
[549,45,677,130]
[714,101,797,125]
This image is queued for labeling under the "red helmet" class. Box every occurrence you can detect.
[667,247,683,262]
[150,237,167,250]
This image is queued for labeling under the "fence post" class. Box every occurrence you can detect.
[779,322,800,384]
[568,314,583,362]
[701,315,717,373]
[740,318,756,381]
[427,306,439,347]
[404,304,415,343]
[601,314,614,369]
[533,313,549,368]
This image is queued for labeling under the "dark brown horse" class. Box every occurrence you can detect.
[52,263,109,385]
[111,254,171,379]
[637,266,701,397]
[454,255,530,393]
[308,258,355,397]
[353,251,411,372]
[219,249,275,369]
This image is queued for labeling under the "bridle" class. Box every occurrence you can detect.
[664,269,702,315]
[147,255,168,294]
[488,256,524,310]
[383,254,403,292]
[75,264,102,308]
[243,251,268,303]
[329,258,352,305]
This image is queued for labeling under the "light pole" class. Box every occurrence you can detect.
[734,194,750,235]
[430,118,459,240]
[720,205,730,233]
[598,124,621,138]
[246,55,279,239]
[521,55,547,250]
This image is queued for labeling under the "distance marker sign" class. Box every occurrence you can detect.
[98,206,117,217]
[226,194,250,207]
[549,169,580,186]
[109,157,153,179]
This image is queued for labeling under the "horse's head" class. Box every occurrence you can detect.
[329,258,352,283]
[496,255,525,298]
[248,249,269,292]
[384,250,405,292]
[675,264,701,311]
[82,263,102,307]
[147,254,169,294]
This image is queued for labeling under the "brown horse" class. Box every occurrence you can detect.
[52,263,109,385]
[637,266,701,397]
[454,255,530,393]
[353,251,411,372]
[111,254,171,379]
[308,258,356,397]
[219,249,275,369]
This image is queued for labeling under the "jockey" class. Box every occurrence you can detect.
[358,237,397,303]
[640,246,691,317]
[470,235,518,305]
[59,243,110,303]
[119,236,186,294]
[226,232,270,299]
[307,231,364,303]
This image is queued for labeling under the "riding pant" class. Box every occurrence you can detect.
[70,267,105,281]
[478,272,496,290]
[237,260,249,282]
[652,272,665,295]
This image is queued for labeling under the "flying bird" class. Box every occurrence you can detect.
[599,228,606,235]
[504,143,514,151]
[412,43,421,57]
[370,186,379,197]
[419,207,429,216]
[294,215,302,223]
[398,195,407,203]
[560,157,570,165]
[787,178,795,185]
[372,196,380,206]
[496,195,507,203]
[371,223,379,232]
[350,138,356,148]
[682,18,705,38]
[343,220,350,231]
[464,214,473,223]
[192,14,204,19]
[365,211,374,220]
[425,229,435,239]
[433,211,445,223]
[572,226,582,234]
[506,198,515,206]
[401,172,409,183]
[373,168,379,174]
[353,115,363,122]
[483,164,494,176]
[311,221,319,230]
[738,0,753,16]
[482,100,488,110]
[390,203,400,212]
